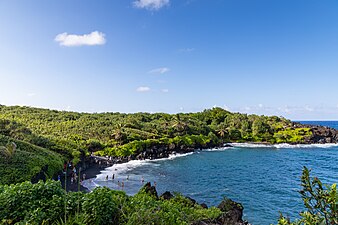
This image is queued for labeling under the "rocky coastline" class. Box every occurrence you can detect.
[293,122,338,143]
[73,122,338,190]
[53,123,338,224]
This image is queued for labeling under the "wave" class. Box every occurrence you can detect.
[89,142,338,182]
[82,179,100,191]
[204,147,233,152]
[156,152,195,161]
[94,152,195,181]
[230,143,338,149]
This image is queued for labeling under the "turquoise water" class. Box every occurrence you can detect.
[84,121,338,225]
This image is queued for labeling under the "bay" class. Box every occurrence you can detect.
[84,121,338,225]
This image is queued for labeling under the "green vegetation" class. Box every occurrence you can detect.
[0,167,336,225]
[0,134,63,185]
[0,105,315,185]
[274,128,312,143]
[0,105,312,159]
[0,105,336,224]
[0,180,222,225]
[278,167,338,225]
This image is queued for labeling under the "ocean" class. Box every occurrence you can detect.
[83,121,338,225]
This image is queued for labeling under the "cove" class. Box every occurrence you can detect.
[84,144,338,224]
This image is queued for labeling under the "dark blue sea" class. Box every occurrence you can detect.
[84,121,338,225]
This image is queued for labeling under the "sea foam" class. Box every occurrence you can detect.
[95,152,194,181]
[230,142,338,149]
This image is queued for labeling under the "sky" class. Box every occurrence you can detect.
[1,0,338,120]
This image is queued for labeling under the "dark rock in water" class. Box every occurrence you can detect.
[217,198,245,225]
[141,182,158,199]
[160,191,174,200]
[224,144,233,148]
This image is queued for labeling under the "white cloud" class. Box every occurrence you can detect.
[55,31,106,47]
[133,0,169,10]
[136,86,151,92]
[149,67,170,74]
[161,89,169,93]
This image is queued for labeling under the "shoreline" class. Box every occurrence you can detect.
[78,144,229,192]
[77,141,338,192]
[59,160,113,192]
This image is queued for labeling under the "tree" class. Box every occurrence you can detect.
[278,167,338,225]
[0,142,16,159]
[240,120,251,139]
[111,124,125,146]
[172,114,188,135]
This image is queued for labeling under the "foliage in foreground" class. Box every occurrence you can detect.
[0,180,221,225]
[278,167,338,225]
[0,168,337,225]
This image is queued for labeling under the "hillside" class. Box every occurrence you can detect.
[0,134,63,185]
[0,105,337,184]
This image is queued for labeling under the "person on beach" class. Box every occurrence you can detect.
[127,175,129,180]
[112,174,115,180]
[118,180,120,187]
[121,181,124,190]
[106,175,108,181]
[141,176,144,183]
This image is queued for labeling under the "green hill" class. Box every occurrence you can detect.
[0,134,63,185]
[0,104,326,184]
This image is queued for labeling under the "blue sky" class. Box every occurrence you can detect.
[1,0,338,120]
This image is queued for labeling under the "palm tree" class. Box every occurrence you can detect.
[172,114,188,135]
[111,124,124,146]
[217,125,229,144]
[0,142,17,159]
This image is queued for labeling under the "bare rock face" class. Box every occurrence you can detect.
[310,126,338,143]
[160,191,174,200]
[141,182,158,199]
[216,199,248,225]
[192,198,250,225]
[293,122,338,144]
